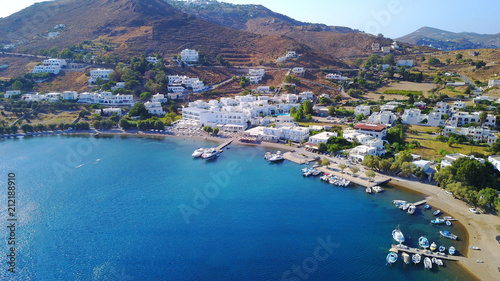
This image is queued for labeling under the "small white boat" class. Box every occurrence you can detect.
[201,148,219,160]
[412,253,421,264]
[443,216,453,220]
[366,187,372,194]
[435,259,444,266]
[449,246,456,255]
[424,257,432,270]
[192,148,205,157]
[430,242,437,251]
[402,203,410,211]
[402,252,410,264]
[312,170,322,176]
[419,236,429,249]
[407,205,416,215]
[386,252,398,264]
[268,154,285,163]
[446,220,452,226]
[469,246,480,250]
[392,228,405,244]
[439,245,445,252]
[433,209,441,216]
[393,200,406,206]
[372,186,384,193]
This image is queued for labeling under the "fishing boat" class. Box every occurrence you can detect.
[431,218,445,224]
[439,245,445,252]
[366,187,372,194]
[393,200,406,206]
[446,220,452,226]
[402,252,410,264]
[435,259,444,266]
[201,148,219,160]
[412,253,421,264]
[192,148,206,157]
[424,204,430,210]
[449,246,456,255]
[424,257,432,270]
[430,242,437,251]
[433,209,441,216]
[440,230,458,240]
[407,205,416,215]
[386,252,398,264]
[312,170,322,176]
[469,246,480,250]
[372,186,384,193]
[392,228,405,244]
[419,236,430,249]
[443,216,453,220]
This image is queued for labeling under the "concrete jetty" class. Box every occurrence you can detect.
[390,244,464,262]
[217,139,233,151]
[317,166,391,188]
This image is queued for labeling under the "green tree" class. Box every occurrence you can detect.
[12,81,23,91]
[378,159,392,172]
[365,170,376,182]
[347,89,363,98]
[339,163,347,173]
[128,103,149,119]
[400,162,415,178]
[212,127,219,136]
[290,107,297,116]
[456,53,463,60]
[479,111,488,126]
[474,60,486,69]
[466,190,479,208]
[478,188,498,210]
[349,166,360,176]
[333,95,342,103]
[328,106,336,117]
[428,57,441,66]
[356,114,364,122]
[303,100,313,115]
[320,158,330,166]
[140,92,152,101]
[383,54,395,65]
[318,142,327,152]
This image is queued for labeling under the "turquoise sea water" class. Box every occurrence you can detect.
[0,135,477,280]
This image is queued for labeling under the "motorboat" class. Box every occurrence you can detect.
[432,257,437,264]
[430,242,437,251]
[439,245,445,253]
[201,148,219,160]
[393,200,406,206]
[424,204,430,210]
[412,253,421,264]
[386,252,398,264]
[372,186,384,193]
[366,187,372,194]
[303,168,314,177]
[449,246,456,255]
[443,216,453,220]
[469,246,480,250]
[431,218,445,224]
[312,170,322,176]
[440,230,458,240]
[435,259,444,266]
[392,229,405,244]
[433,210,441,216]
[407,205,416,215]
[192,148,205,157]
[402,252,410,264]
[446,221,452,226]
[419,236,430,249]
[424,257,432,270]
[402,203,410,211]
[268,154,285,163]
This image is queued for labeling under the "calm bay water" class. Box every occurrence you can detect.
[0,135,476,280]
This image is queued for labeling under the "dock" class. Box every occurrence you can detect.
[318,166,391,188]
[390,244,464,261]
[217,140,233,151]
[413,200,427,206]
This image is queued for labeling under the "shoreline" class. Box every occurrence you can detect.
[3,130,500,280]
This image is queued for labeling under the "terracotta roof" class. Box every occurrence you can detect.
[354,123,387,132]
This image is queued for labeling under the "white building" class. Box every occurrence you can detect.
[281,94,298,103]
[145,102,165,116]
[353,123,387,139]
[435,101,450,115]
[401,109,426,125]
[89,69,113,83]
[354,105,371,117]
[180,49,199,63]
[60,91,78,100]
[255,86,272,94]
[111,82,125,91]
[286,51,297,58]
[77,92,134,105]
[5,90,21,98]
[441,153,485,168]
[307,132,338,147]
[487,155,500,171]
[146,57,159,64]
[366,111,397,127]
[326,73,348,81]
[182,107,248,130]
[22,93,46,102]
[488,79,500,88]
[426,111,443,127]
[381,47,391,54]
[391,41,400,50]
[372,43,380,51]
[46,92,61,102]
[414,101,426,109]
[452,101,466,111]
[292,67,305,77]
[152,93,167,103]
[48,32,60,39]
[32,59,67,75]
[444,126,497,145]
[96,108,122,117]
[169,85,186,93]
[299,91,314,101]
[397,60,414,67]
[449,112,496,127]
[349,139,386,162]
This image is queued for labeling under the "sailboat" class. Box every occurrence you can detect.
[392,228,405,244]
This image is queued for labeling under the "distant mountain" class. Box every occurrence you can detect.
[397,26,500,51]
[0,0,345,67]
[165,0,391,57]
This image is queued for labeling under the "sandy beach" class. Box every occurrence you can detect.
[2,129,500,280]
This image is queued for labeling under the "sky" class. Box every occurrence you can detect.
[1,0,499,38]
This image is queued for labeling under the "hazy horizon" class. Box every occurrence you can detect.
[1,0,499,38]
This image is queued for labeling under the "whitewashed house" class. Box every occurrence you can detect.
[435,101,450,115]
[401,109,425,125]
[5,90,21,98]
[255,86,272,94]
[299,91,314,101]
[146,57,159,64]
[488,79,500,88]
[89,69,113,83]
[366,111,397,127]
[180,49,199,63]
[354,105,371,117]
[96,108,122,117]
[444,126,497,145]
[307,132,338,148]
[292,67,305,77]
[326,73,348,81]
[353,123,387,139]
[449,112,496,127]
[286,51,298,58]
[372,43,380,51]
[62,91,78,100]
[46,92,61,102]
[441,153,485,168]
[397,60,414,67]
[145,102,165,116]
[152,94,167,103]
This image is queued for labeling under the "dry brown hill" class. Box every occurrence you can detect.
[0,0,346,68]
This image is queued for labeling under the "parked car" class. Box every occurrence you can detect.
[469,208,479,214]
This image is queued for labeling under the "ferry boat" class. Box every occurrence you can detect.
[412,253,421,264]
[202,148,219,160]
[424,257,432,270]
[418,236,430,249]
[449,246,456,255]
[192,148,205,157]
[386,252,398,264]
[440,230,458,240]
[392,228,405,244]
[407,205,416,215]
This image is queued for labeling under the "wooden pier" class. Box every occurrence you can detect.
[217,139,233,151]
[390,244,463,261]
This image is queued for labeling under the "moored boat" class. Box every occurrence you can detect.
[432,257,437,264]
[449,246,456,255]
[424,204,430,210]
[402,203,410,211]
[366,187,372,194]
[372,186,384,193]
[433,209,441,216]
[268,154,285,163]
[407,205,416,215]
[446,220,452,226]
[192,147,205,157]
[435,259,444,266]
[402,252,410,264]
[419,236,430,249]
[424,257,432,270]
[201,148,219,160]
[439,245,445,252]
[412,253,421,264]
[440,230,458,240]
[392,228,405,244]
[469,246,480,250]
[430,242,437,251]
[431,218,445,224]
[443,216,453,220]
[386,252,398,264]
